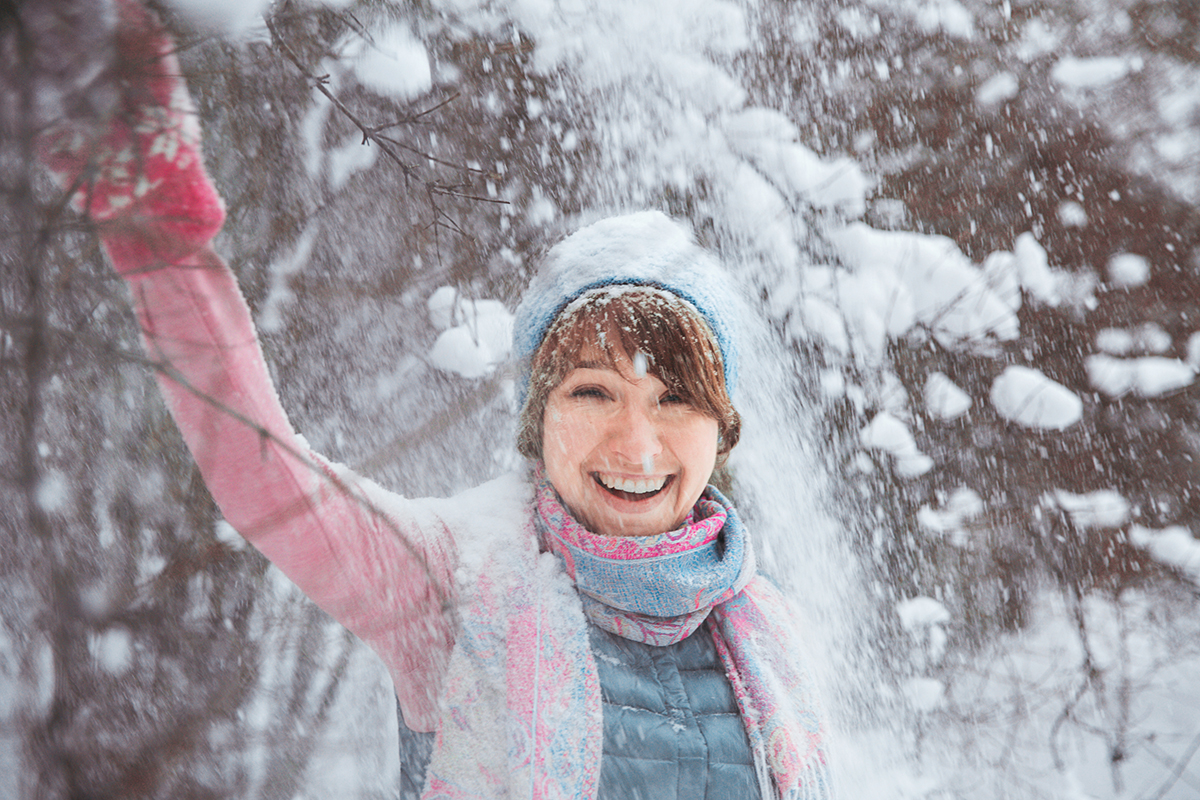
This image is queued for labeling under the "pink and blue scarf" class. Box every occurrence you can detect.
[422,470,831,800]
[534,471,831,798]
[535,476,753,645]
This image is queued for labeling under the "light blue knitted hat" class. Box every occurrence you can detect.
[512,211,740,405]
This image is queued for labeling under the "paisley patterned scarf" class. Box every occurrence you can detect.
[534,470,756,645]
[425,470,832,800]
[531,468,832,799]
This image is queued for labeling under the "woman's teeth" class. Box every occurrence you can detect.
[596,473,667,495]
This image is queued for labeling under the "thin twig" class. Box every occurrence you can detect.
[375,133,495,176]
[1146,728,1200,800]
[264,17,418,178]
[262,12,507,249]
[368,91,464,132]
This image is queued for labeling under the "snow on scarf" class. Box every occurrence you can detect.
[422,472,832,800]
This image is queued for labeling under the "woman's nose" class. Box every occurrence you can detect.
[608,402,662,463]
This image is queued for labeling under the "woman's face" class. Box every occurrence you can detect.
[542,345,719,537]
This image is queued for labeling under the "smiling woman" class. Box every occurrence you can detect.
[522,285,739,537]
[34,4,833,797]
[542,331,720,537]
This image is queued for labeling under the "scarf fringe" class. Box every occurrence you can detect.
[783,752,834,800]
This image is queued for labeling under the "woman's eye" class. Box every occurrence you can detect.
[570,386,608,400]
[659,392,686,405]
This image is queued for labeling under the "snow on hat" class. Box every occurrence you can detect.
[512,211,740,403]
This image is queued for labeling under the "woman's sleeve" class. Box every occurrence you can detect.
[131,251,458,731]
[38,0,456,731]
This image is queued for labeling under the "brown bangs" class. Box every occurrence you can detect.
[517,287,741,462]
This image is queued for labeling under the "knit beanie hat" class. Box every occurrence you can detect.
[512,211,741,405]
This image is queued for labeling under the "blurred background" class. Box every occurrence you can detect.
[3,0,1199,797]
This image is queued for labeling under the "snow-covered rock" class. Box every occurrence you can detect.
[1049,489,1130,529]
[924,372,972,421]
[828,223,1020,349]
[427,288,513,379]
[343,22,432,100]
[1107,252,1151,288]
[1085,354,1195,398]
[1051,56,1142,90]
[1129,524,1200,584]
[860,412,934,477]
[989,366,1083,430]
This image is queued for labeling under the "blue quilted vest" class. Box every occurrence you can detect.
[397,623,762,799]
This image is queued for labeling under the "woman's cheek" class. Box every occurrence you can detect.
[543,415,576,462]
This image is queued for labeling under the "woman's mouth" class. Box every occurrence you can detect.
[593,472,672,502]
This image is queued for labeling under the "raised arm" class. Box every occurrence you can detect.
[37,0,455,730]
